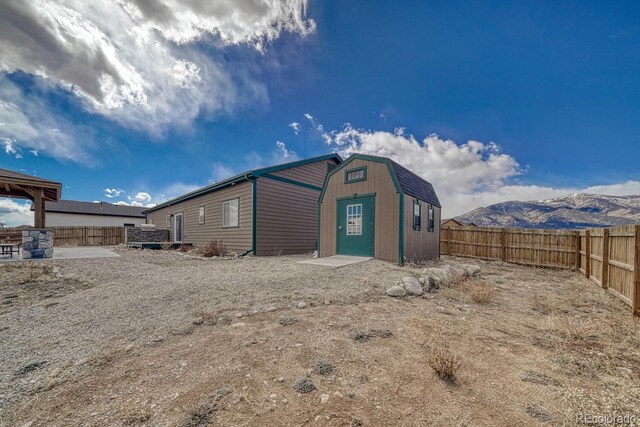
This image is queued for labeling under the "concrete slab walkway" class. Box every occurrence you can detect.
[0,246,119,262]
[299,255,373,268]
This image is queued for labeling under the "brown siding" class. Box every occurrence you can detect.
[319,158,400,263]
[403,197,441,262]
[146,181,253,251]
[254,158,338,255]
[255,178,319,255]
[270,160,338,187]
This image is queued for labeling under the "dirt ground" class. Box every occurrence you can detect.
[1,249,639,426]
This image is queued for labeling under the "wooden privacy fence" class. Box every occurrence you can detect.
[0,226,126,246]
[442,224,640,317]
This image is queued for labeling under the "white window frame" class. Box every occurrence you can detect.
[198,206,205,225]
[166,214,170,227]
[222,198,239,228]
[346,203,363,235]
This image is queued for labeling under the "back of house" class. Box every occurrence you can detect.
[144,154,341,255]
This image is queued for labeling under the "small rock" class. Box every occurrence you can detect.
[231,322,246,328]
[402,277,424,296]
[385,285,406,297]
[269,393,278,399]
[297,301,307,309]
[192,317,204,325]
[418,277,426,285]
[324,299,330,305]
[277,376,285,382]
[282,398,288,404]
[266,306,278,312]
[125,344,134,352]
[152,336,164,343]
[235,312,243,318]
[320,394,330,403]
[333,391,344,398]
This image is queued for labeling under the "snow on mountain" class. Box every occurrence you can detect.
[456,193,640,229]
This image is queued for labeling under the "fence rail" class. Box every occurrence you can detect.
[0,226,126,246]
[442,224,640,317]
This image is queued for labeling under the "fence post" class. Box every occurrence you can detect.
[500,228,507,261]
[584,229,591,279]
[633,225,640,317]
[574,231,581,271]
[601,229,609,289]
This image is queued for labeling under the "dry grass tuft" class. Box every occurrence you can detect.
[201,240,226,258]
[293,377,316,394]
[279,316,297,326]
[352,329,392,343]
[178,244,190,253]
[428,346,462,384]
[122,406,151,425]
[466,281,497,304]
[531,294,553,314]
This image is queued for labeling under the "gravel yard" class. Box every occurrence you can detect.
[2,249,640,426]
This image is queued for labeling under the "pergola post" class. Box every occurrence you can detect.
[33,187,46,228]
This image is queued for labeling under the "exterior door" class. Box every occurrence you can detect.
[174,213,184,243]
[337,196,375,256]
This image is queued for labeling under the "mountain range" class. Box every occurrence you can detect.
[456,193,640,229]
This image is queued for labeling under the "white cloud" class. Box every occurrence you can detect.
[320,123,640,217]
[104,188,125,198]
[133,192,152,203]
[210,162,236,182]
[0,0,315,147]
[288,121,301,135]
[0,198,33,227]
[303,112,323,132]
[276,140,297,159]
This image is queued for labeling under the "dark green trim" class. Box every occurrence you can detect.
[221,197,240,228]
[398,193,404,265]
[252,153,343,176]
[146,153,342,213]
[344,166,367,184]
[252,179,257,254]
[336,192,376,201]
[316,201,321,254]
[260,173,322,191]
[318,154,403,204]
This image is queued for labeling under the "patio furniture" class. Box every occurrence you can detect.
[0,242,20,258]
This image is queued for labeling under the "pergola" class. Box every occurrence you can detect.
[0,168,62,228]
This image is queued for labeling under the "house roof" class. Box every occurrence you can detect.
[319,154,441,207]
[31,199,146,218]
[441,218,477,227]
[144,153,343,213]
[0,168,62,201]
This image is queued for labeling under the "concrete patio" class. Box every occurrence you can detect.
[299,255,373,268]
[0,246,119,262]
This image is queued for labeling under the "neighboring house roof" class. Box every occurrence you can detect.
[319,154,441,207]
[442,218,477,227]
[30,199,146,218]
[144,153,343,213]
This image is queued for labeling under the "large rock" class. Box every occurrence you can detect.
[386,285,406,297]
[402,277,424,296]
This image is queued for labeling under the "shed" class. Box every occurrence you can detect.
[144,153,342,255]
[318,154,441,265]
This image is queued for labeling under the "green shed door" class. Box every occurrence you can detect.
[336,196,375,256]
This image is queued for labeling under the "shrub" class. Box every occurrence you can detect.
[279,316,297,326]
[293,377,316,394]
[201,240,226,258]
[178,244,190,252]
[313,358,334,375]
[467,283,497,304]
[428,346,461,384]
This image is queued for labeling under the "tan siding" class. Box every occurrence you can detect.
[403,197,441,262]
[319,159,400,263]
[146,181,253,251]
[270,160,338,187]
[255,178,319,255]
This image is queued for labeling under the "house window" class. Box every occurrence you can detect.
[428,205,435,232]
[166,215,170,227]
[124,223,135,227]
[345,166,367,183]
[222,198,239,228]
[413,200,421,230]
[346,204,362,235]
[199,206,205,225]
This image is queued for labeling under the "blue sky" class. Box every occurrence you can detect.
[1,0,639,225]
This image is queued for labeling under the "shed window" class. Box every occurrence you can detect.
[222,198,239,228]
[346,204,363,235]
[413,200,421,230]
[198,206,205,225]
[345,167,367,183]
[428,205,435,232]
[166,215,170,227]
